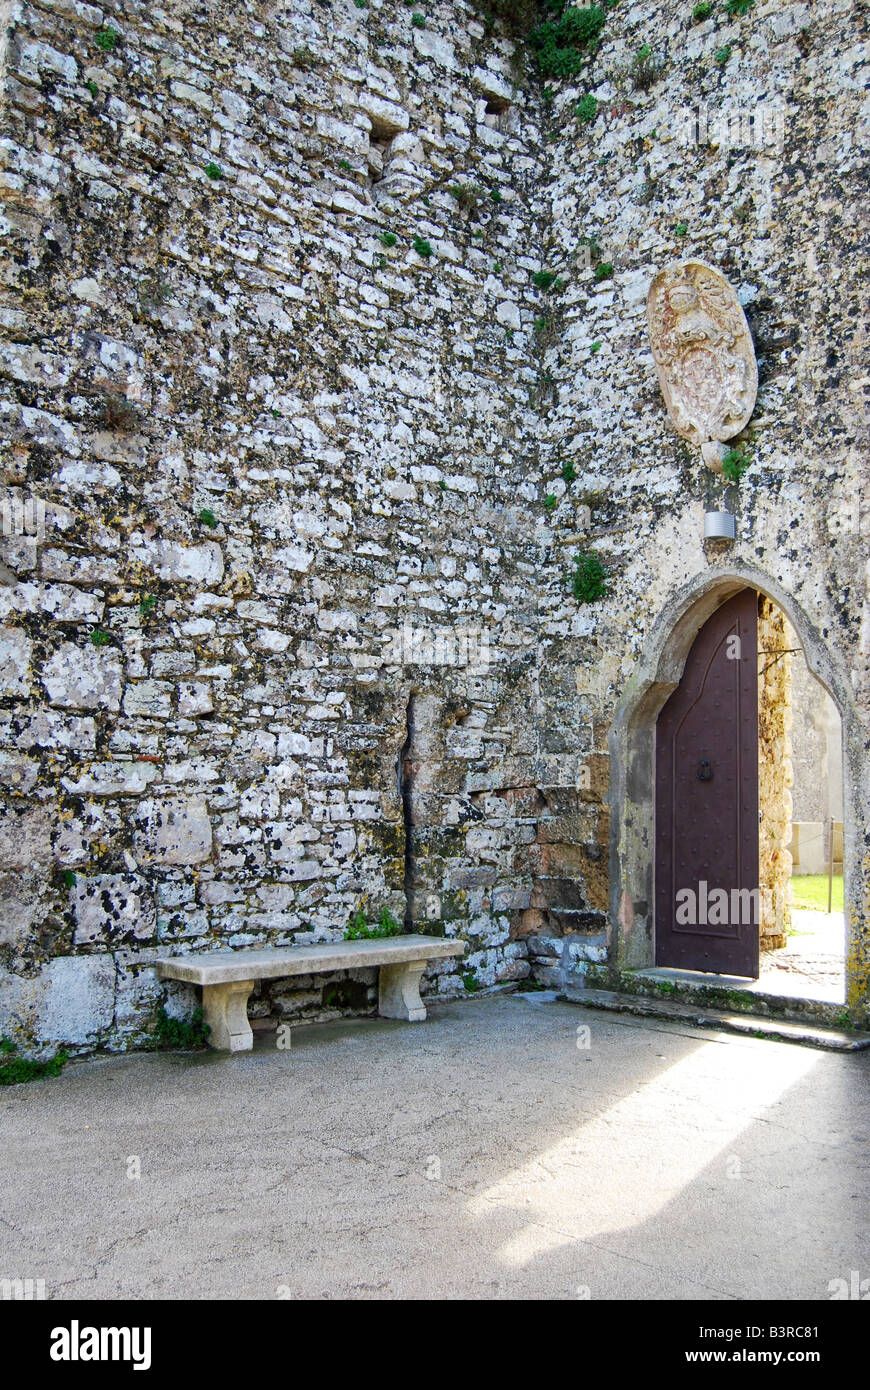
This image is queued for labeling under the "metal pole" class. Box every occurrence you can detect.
[827,815,834,914]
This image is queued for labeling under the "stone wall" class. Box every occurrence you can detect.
[1,0,869,1050]
[518,0,869,1004]
[757,595,792,951]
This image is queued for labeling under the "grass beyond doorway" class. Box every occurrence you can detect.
[790,875,844,913]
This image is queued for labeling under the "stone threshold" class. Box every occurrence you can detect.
[576,964,859,1034]
[562,985,870,1052]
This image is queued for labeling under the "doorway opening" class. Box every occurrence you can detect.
[607,566,862,1018]
[651,587,845,1004]
[760,605,845,1005]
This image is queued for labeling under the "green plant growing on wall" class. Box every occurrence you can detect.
[198,508,218,527]
[0,1037,68,1086]
[721,446,751,482]
[692,1,712,18]
[630,43,665,92]
[579,232,602,263]
[204,162,223,180]
[95,25,118,52]
[462,972,480,992]
[347,905,368,938]
[533,309,560,346]
[544,493,558,511]
[338,158,353,172]
[489,186,502,203]
[86,79,99,98]
[291,45,323,69]
[89,628,112,647]
[674,221,688,237]
[380,231,398,247]
[413,235,433,257]
[575,94,598,122]
[528,3,608,79]
[571,549,608,602]
[153,1006,210,1050]
[139,593,157,618]
[344,906,404,940]
[725,0,754,14]
[590,340,602,353]
[61,869,77,887]
[714,45,733,64]
[531,269,559,290]
[594,261,614,280]
[411,12,426,27]
[561,459,577,483]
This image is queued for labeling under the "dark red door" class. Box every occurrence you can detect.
[655,590,759,978]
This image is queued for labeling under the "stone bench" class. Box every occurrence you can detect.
[156,935,466,1053]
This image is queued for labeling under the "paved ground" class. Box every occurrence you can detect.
[760,910,845,1002]
[2,993,868,1300]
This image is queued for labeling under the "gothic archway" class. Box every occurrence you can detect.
[606,562,868,1017]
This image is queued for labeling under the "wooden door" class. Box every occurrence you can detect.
[655,590,759,978]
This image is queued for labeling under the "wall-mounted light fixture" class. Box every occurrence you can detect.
[704,509,736,540]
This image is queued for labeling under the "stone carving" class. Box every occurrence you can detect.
[647,260,757,469]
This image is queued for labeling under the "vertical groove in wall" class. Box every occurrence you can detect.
[399,693,417,930]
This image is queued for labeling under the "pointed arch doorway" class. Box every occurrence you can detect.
[607,564,863,1016]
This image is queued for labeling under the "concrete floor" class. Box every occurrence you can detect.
[2,993,868,1300]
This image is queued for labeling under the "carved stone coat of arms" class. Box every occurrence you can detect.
[646,260,757,465]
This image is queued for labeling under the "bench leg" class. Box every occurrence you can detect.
[379,961,427,1022]
[202,979,255,1052]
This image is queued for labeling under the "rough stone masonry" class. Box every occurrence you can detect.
[0,0,867,1053]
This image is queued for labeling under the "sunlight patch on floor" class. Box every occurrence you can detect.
[467,1037,821,1266]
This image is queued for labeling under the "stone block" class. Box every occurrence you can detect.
[38,954,115,1045]
[0,871,46,950]
[0,806,54,870]
[0,626,32,697]
[134,797,213,866]
[71,874,157,945]
[42,642,123,711]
